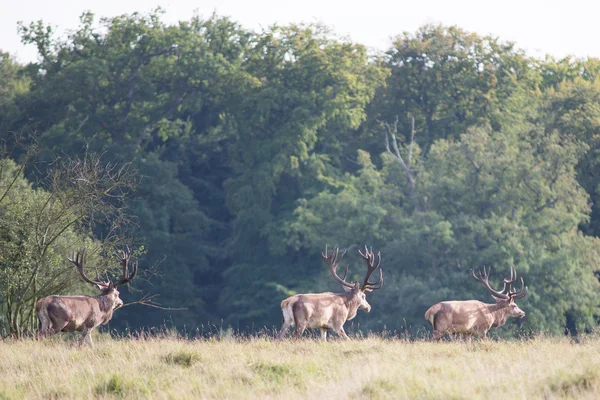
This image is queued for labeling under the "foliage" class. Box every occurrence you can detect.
[1,10,600,336]
[375,25,537,151]
[0,52,29,123]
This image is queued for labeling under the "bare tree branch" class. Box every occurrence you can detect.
[121,293,187,311]
[383,114,422,212]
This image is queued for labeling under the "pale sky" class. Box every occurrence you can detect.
[1,0,599,63]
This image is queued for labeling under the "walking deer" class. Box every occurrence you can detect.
[277,245,383,341]
[425,266,528,340]
[36,248,137,346]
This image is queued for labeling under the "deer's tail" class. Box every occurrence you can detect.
[424,303,442,328]
[280,296,297,327]
[35,297,52,333]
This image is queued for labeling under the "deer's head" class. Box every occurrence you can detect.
[472,266,528,318]
[69,248,138,311]
[321,245,384,312]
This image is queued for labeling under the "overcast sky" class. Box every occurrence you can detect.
[1,0,598,63]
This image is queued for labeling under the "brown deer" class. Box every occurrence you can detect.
[35,248,137,346]
[425,266,528,340]
[277,245,383,341]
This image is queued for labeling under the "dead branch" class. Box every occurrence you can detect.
[121,293,187,311]
[383,114,422,212]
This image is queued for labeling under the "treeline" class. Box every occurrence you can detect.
[1,9,600,336]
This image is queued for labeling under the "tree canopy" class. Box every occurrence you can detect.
[1,10,600,337]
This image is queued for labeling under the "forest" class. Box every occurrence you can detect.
[1,8,600,338]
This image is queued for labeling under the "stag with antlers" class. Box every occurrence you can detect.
[35,248,137,346]
[425,266,528,340]
[277,245,383,341]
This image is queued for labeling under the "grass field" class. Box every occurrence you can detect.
[1,334,600,399]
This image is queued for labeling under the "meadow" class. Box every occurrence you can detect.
[1,333,599,399]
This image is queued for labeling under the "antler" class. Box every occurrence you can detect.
[68,248,107,287]
[505,267,528,299]
[472,266,528,300]
[322,245,355,289]
[471,266,510,299]
[358,246,383,292]
[113,246,138,287]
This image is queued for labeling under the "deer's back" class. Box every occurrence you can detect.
[430,300,492,333]
[46,296,100,332]
[288,292,348,329]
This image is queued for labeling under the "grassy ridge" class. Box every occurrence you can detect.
[1,335,600,399]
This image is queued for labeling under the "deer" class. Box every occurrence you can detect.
[35,248,137,346]
[425,266,528,340]
[277,245,383,341]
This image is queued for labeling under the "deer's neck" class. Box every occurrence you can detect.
[96,294,115,318]
[343,292,361,321]
[487,303,512,328]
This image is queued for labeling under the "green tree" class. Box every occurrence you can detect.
[218,25,388,327]
[0,51,29,124]
[376,25,537,152]
[6,10,600,337]
[284,120,600,335]
[537,77,600,237]
[14,10,258,329]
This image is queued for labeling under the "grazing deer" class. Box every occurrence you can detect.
[425,267,528,340]
[35,248,137,346]
[277,245,383,341]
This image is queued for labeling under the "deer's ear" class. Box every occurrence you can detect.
[96,282,111,291]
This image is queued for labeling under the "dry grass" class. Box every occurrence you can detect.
[1,334,600,399]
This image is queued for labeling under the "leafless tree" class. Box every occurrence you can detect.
[36,248,137,346]
[383,115,424,211]
[0,137,138,336]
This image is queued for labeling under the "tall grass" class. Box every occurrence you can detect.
[1,334,600,399]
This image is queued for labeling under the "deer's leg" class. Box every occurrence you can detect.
[320,329,328,342]
[37,319,49,339]
[79,330,87,346]
[42,324,59,337]
[80,329,94,347]
[293,323,307,339]
[277,320,292,340]
[291,302,307,340]
[42,325,53,338]
[37,317,45,339]
[49,317,68,337]
[335,327,350,340]
[277,304,295,340]
[40,313,57,338]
